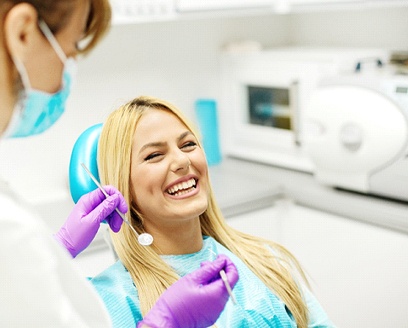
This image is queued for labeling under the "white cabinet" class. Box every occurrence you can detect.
[289,0,365,4]
[111,0,177,24]
[110,0,279,24]
[176,0,275,11]
[110,0,408,24]
[227,199,408,328]
[227,205,284,242]
[289,0,408,7]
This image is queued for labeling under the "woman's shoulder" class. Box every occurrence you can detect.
[90,261,141,327]
[90,260,134,292]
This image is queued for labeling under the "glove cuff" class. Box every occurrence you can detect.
[53,233,77,258]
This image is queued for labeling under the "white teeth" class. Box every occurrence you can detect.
[167,178,196,195]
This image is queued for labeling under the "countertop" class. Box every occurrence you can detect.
[210,157,408,235]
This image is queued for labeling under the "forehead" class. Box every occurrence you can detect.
[133,109,189,146]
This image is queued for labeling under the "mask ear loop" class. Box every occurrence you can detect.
[38,19,76,90]
[6,55,32,138]
[12,56,31,90]
[38,19,67,63]
[11,20,68,91]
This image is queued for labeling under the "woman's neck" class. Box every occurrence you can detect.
[147,218,203,255]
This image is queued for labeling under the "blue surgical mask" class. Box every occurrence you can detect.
[4,20,77,138]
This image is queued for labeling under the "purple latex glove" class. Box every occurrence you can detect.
[138,254,239,328]
[55,186,128,258]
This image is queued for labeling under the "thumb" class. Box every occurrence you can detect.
[191,256,227,285]
[103,185,128,214]
[89,194,121,224]
[221,256,239,289]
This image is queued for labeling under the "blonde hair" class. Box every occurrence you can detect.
[98,95,310,327]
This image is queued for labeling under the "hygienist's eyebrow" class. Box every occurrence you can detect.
[138,131,193,154]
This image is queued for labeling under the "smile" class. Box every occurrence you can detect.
[166,178,197,196]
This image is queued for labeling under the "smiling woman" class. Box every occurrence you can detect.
[130,107,208,236]
[91,95,336,328]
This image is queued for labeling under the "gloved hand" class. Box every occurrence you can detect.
[54,186,128,258]
[138,254,239,328]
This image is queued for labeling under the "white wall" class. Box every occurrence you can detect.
[289,6,408,49]
[1,6,408,203]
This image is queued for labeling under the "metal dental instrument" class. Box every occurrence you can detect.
[80,163,153,246]
[209,249,237,305]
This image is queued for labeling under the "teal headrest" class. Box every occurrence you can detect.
[69,123,103,203]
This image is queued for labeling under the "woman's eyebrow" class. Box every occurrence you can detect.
[178,131,193,141]
[138,142,165,154]
[138,131,193,154]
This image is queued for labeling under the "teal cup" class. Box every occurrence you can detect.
[195,99,222,166]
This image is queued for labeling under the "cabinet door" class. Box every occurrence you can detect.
[176,0,275,12]
[289,0,408,10]
[279,203,408,328]
[226,205,284,243]
[290,0,364,3]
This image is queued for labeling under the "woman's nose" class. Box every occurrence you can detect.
[170,150,191,172]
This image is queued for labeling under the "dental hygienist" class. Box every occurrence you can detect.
[0,1,238,326]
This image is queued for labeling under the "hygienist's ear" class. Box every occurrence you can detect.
[3,3,40,61]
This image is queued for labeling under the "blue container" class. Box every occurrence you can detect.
[195,99,222,166]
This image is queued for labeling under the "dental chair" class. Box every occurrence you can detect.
[68,123,118,260]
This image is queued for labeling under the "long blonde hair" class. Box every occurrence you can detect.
[98,95,310,327]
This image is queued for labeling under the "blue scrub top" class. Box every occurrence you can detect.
[90,236,335,327]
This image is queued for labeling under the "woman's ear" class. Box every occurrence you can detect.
[3,3,40,61]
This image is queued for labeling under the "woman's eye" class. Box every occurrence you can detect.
[144,153,162,161]
[182,141,197,150]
